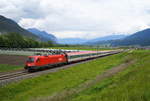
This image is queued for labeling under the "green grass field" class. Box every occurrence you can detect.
[70,50,150,101]
[0,50,149,101]
[0,64,22,72]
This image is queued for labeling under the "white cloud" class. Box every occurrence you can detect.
[0,0,150,39]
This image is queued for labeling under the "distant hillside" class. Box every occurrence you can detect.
[85,35,127,45]
[0,15,38,39]
[58,38,88,45]
[28,28,57,42]
[58,35,126,45]
[112,29,150,46]
[86,29,150,46]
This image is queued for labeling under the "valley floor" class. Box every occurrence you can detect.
[0,50,149,101]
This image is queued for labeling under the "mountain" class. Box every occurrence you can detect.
[0,15,38,39]
[112,29,150,46]
[58,38,88,45]
[86,29,150,46]
[28,28,57,42]
[58,35,126,45]
[85,35,127,45]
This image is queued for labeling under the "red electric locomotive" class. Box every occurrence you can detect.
[24,54,68,72]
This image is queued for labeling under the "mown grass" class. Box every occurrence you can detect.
[0,52,127,101]
[70,50,150,101]
[0,64,22,72]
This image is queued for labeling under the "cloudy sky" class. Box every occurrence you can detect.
[0,0,150,39]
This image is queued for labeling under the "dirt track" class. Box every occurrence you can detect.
[0,55,28,66]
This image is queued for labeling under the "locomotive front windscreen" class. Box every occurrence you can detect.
[27,57,35,63]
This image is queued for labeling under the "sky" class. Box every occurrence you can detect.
[0,0,150,39]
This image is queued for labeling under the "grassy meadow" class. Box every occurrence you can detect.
[0,64,22,72]
[0,50,149,101]
[71,50,150,101]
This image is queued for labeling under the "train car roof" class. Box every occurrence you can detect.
[67,51,98,56]
[28,54,64,58]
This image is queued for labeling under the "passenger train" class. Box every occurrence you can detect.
[24,51,117,72]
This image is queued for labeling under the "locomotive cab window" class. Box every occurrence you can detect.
[27,57,35,63]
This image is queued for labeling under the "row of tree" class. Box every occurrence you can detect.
[0,32,54,48]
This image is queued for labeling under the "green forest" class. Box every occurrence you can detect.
[0,32,54,48]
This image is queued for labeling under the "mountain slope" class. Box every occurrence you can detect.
[28,28,57,42]
[85,35,127,45]
[58,38,88,45]
[58,35,126,45]
[112,29,150,46]
[0,15,38,39]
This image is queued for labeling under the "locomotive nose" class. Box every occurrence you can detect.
[24,57,36,69]
[24,63,34,69]
[27,63,34,67]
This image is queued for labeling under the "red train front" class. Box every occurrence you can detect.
[24,54,67,72]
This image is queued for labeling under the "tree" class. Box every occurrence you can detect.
[0,32,54,48]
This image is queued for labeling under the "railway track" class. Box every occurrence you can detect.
[0,69,24,75]
[0,71,28,81]
[0,51,122,86]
